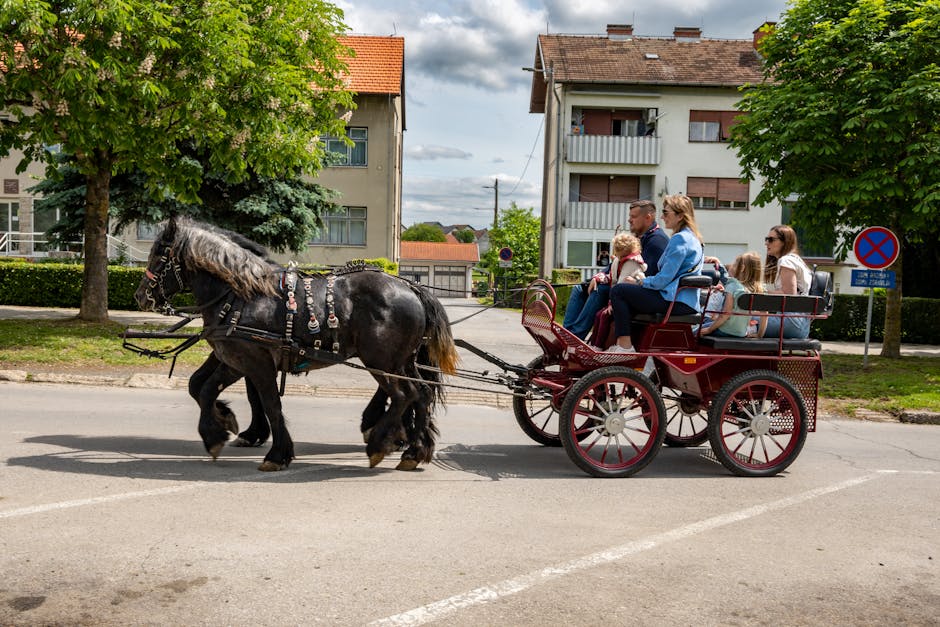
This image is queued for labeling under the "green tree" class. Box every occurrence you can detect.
[453,227,476,243]
[31,152,340,253]
[731,0,940,358]
[482,202,540,277]
[401,223,446,242]
[0,1,352,321]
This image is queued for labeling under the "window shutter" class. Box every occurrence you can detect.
[689,110,720,123]
[3,179,18,194]
[611,110,642,121]
[687,177,717,198]
[721,111,744,139]
[582,109,612,135]
[717,178,749,203]
[579,175,610,202]
[609,176,639,202]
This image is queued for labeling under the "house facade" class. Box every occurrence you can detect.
[529,24,857,293]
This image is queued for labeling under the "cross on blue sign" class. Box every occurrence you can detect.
[853,227,899,270]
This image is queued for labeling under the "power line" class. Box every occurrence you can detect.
[506,115,544,198]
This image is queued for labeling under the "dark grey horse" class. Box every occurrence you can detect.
[135,217,458,471]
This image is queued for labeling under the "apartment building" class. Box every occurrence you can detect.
[528,24,854,293]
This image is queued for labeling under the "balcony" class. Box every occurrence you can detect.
[565,202,632,230]
[567,134,661,165]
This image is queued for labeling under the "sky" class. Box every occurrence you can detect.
[336,0,790,230]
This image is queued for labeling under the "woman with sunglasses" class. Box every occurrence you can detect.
[605,194,704,353]
[762,224,813,339]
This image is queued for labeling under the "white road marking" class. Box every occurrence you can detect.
[370,473,882,626]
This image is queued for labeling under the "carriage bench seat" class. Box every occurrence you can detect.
[697,335,822,352]
[633,274,712,326]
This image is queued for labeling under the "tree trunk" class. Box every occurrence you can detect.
[881,225,902,359]
[78,166,112,322]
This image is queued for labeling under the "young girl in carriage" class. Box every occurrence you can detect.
[588,232,647,348]
[699,251,767,338]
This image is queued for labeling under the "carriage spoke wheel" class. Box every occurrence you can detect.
[650,372,708,447]
[707,369,808,477]
[513,356,590,446]
[559,366,666,478]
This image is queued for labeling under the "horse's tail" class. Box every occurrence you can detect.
[414,286,459,377]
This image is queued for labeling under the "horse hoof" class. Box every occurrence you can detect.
[362,427,373,444]
[257,461,284,472]
[395,459,419,471]
[208,443,224,460]
[368,453,385,468]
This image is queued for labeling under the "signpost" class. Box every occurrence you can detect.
[496,247,513,305]
[853,227,900,367]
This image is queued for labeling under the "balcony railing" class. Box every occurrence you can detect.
[567,134,661,165]
[565,202,633,230]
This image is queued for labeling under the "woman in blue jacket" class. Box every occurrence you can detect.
[606,194,704,353]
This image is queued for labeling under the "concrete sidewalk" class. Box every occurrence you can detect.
[2,302,938,408]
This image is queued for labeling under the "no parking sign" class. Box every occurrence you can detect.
[853,226,899,270]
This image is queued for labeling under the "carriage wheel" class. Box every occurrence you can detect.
[707,370,808,477]
[651,372,709,447]
[513,356,592,447]
[559,366,666,478]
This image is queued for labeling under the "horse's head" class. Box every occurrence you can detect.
[135,218,188,314]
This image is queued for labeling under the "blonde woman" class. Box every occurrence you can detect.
[763,225,813,339]
[700,252,766,338]
[607,194,704,353]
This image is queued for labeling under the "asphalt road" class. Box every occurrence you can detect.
[1,383,938,626]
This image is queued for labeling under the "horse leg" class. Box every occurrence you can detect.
[365,376,418,468]
[189,353,239,435]
[360,387,389,443]
[231,377,271,448]
[195,363,245,460]
[397,362,438,471]
[243,371,294,472]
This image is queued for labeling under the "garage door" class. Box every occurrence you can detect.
[432,265,466,297]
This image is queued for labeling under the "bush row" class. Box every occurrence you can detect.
[0,258,397,311]
[811,294,940,344]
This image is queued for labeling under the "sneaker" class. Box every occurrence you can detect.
[605,344,636,354]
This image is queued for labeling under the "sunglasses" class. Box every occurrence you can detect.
[662,209,675,216]
[764,236,781,243]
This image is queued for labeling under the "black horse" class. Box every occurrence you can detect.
[135,217,459,471]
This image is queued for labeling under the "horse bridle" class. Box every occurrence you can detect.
[142,245,186,315]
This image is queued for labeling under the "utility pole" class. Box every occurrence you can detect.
[483,178,499,229]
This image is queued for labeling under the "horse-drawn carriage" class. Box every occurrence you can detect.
[125,218,832,479]
[506,274,833,478]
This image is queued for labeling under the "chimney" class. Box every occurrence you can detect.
[753,21,776,51]
[607,24,634,40]
[673,26,702,42]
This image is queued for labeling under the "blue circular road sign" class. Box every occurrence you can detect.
[853,227,899,270]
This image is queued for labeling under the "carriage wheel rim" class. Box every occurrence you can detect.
[570,380,659,469]
[718,381,801,470]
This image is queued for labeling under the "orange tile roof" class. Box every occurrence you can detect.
[531,34,764,113]
[400,241,480,263]
[339,35,404,95]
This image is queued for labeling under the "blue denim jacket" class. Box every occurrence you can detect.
[640,227,703,310]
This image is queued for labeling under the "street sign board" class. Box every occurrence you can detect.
[853,227,899,270]
[498,260,513,268]
[851,269,896,289]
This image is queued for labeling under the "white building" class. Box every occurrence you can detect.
[528,24,857,293]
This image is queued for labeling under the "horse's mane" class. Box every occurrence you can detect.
[172,218,278,299]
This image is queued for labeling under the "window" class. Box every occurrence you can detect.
[574,109,648,137]
[310,206,366,246]
[687,177,749,209]
[137,222,162,240]
[576,175,640,203]
[326,127,367,166]
[688,110,743,142]
[566,240,594,266]
[400,265,429,285]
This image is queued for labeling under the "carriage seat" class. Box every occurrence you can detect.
[633,274,711,325]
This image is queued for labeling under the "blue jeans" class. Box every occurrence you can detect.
[763,314,811,339]
[563,283,610,340]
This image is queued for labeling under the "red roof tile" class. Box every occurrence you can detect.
[531,34,764,113]
[400,241,480,263]
[339,35,404,95]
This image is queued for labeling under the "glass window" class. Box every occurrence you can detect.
[689,121,720,142]
[566,240,593,266]
[326,127,367,167]
[137,222,162,240]
[310,206,367,246]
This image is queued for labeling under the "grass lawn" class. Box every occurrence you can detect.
[1,318,938,417]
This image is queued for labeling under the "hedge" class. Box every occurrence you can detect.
[811,294,940,345]
[0,258,397,311]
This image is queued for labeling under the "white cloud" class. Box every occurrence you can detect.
[405,145,473,160]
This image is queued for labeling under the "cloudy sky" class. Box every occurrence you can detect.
[336,0,789,230]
